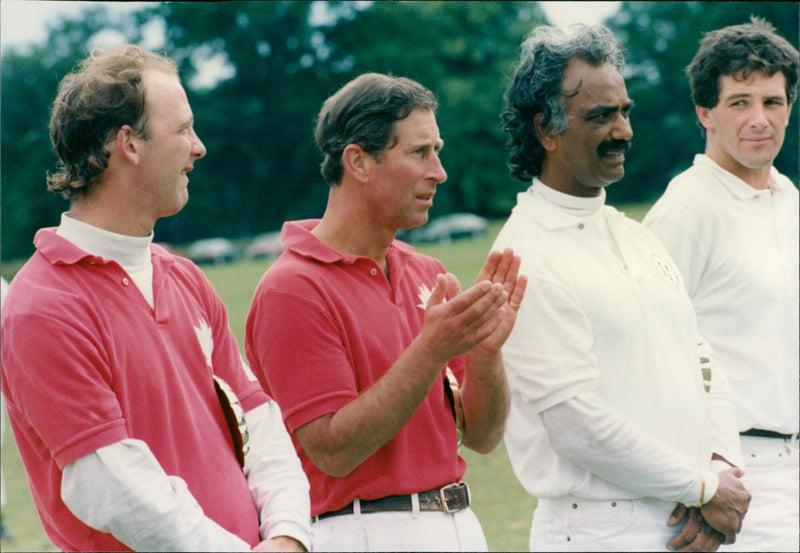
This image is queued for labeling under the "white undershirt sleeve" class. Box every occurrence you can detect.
[243,401,312,550]
[61,439,251,551]
[697,336,743,468]
[541,393,719,506]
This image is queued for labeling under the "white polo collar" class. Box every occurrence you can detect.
[512,178,622,230]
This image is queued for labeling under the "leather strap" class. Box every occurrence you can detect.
[317,482,471,520]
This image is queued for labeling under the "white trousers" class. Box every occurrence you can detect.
[529,495,684,551]
[311,498,488,552]
[721,435,799,552]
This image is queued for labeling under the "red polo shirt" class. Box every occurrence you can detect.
[1,229,267,551]
[245,219,466,516]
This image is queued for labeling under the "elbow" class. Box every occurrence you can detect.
[461,413,507,454]
[305,450,359,478]
[462,431,503,454]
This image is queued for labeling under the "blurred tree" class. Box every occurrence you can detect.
[1,6,150,260]
[317,1,546,218]
[1,1,797,263]
[149,1,333,243]
[151,1,544,242]
[606,1,799,204]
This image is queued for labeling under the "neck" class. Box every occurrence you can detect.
[704,150,771,191]
[312,187,393,272]
[69,188,155,237]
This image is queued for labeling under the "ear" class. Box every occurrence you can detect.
[114,125,141,166]
[342,143,371,184]
[533,113,558,152]
[695,105,714,133]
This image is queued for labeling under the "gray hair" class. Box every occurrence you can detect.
[501,24,624,181]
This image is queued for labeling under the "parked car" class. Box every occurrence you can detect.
[399,213,489,243]
[246,231,286,259]
[186,237,239,264]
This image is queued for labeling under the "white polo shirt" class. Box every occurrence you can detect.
[494,180,739,503]
[644,155,799,435]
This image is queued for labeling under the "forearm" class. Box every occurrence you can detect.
[698,337,742,467]
[460,348,510,453]
[295,336,447,477]
[61,439,251,551]
[244,402,311,550]
[542,394,717,506]
[295,275,507,476]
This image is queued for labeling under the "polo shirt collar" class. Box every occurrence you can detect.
[56,213,153,267]
[35,222,173,272]
[693,154,782,200]
[514,178,614,230]
[282,219,415,266]
[35,227,100,266]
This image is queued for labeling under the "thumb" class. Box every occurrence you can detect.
[728,466,745,478]
[667,503,687,526]
[426,273,449,308]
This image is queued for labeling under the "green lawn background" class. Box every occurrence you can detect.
[1,204,651,552]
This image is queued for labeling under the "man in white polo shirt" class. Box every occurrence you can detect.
[644,18,799,552]
[494,24,751,551]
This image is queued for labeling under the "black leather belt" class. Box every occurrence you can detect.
[316,482,471,520]
[741,428,796,440]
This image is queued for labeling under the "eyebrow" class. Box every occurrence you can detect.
[406,138,445,152]
[724,92,786,103]
[584,100,634,118]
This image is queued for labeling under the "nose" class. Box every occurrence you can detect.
[428,151,447,184]
[748,103,769,129]
[191,129,207,159]
[611,112,633,141]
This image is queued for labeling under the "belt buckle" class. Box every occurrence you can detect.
[439,482,470,513]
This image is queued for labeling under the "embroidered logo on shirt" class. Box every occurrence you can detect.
[651,254,682,291]
[194,318,214,368]
[417,283,433,310]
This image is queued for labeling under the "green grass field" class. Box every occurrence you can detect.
[0,204,650,552]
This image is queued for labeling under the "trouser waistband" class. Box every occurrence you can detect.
[316,482,471,520]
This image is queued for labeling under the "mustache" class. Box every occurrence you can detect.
[597,139,631,156]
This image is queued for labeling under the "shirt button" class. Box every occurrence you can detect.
[578,223,585,230]
[122,278,130,286]
[370,268,378,276]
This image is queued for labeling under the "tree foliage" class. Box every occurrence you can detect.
[2,1,797,261]
[606,1,799,203]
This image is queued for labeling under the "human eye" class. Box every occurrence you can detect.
[621,104,633,118]
[411,146,429,159]
[589,111,610,122]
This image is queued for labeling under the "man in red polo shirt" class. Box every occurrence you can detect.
[1,45,310,552]
[246,73,527,551]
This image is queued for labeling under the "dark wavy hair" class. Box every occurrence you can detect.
[47,45,178,199]
[687,17,799,136]
[314,73,438,186]
[501,25,624,182]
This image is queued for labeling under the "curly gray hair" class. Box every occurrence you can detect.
[501,25,624,181]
